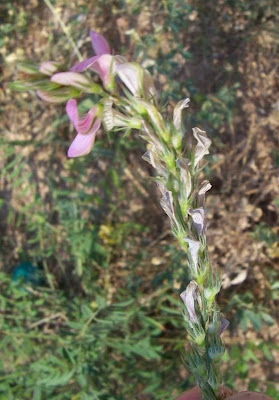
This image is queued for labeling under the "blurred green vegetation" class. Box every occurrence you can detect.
[0,0,278,399]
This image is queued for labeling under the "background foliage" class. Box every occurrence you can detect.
[0,0,278,399]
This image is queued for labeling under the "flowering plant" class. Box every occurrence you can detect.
[13,30,230,400]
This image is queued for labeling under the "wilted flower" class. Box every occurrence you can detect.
[180,281,199,323]
[173,98,190,132]
[184,238,200,275]
[66,99,102,158]
[176,157,192,201]
[140,121,165,153]
[142,149,157,169]
[198,180,212,206]
[188,208,205,235]
[142,147,167,178]
[192,127,212,167]
[160,190,178,227]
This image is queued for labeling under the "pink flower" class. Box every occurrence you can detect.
[66,99,101,158]
[70,30,115,88]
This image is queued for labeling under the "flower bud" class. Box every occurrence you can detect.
[171,130,183,152]
[51,72,98,93]
[18,61,40,74]
[204,287,218,305]
[208,344,225,361]
[37,87,80,103]
[162,152,176,172]
[187,348,208,378]
[192,327,206,346]
[208,368,220,392]
[204,274,221,306]
[39,61,59,76]
[135,99,168,139]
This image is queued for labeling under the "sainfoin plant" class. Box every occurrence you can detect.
[14,31,231,400]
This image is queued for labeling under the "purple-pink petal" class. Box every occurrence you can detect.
[90,30,111,56]
[76,108,96,134]
[51,72,90,89]
[70,54,114,87]
[66,99,79,126]
[67,119,101,158]
[90,54,114,85]
[66,99,98,134]
[71,56,99,73]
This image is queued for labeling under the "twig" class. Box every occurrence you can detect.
[29,312,67,329]
[43,0,83,62]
